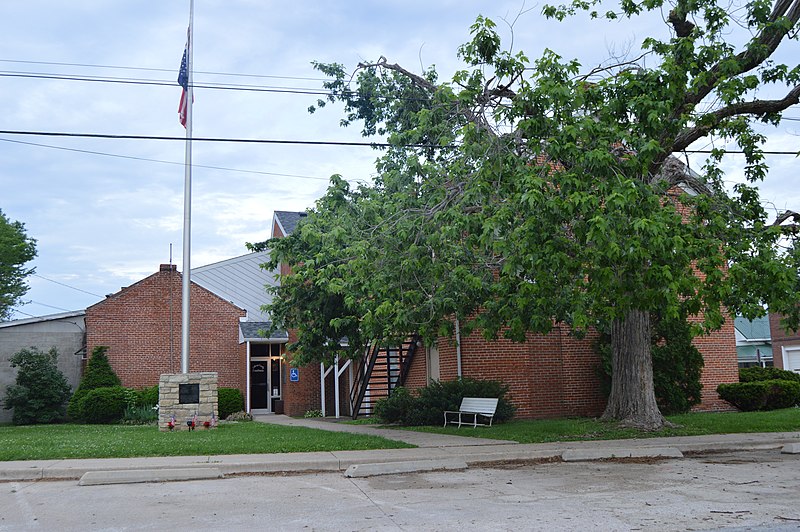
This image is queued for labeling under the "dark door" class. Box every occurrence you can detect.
[250,362,268,409]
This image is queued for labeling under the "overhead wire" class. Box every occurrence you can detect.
[0,137,341,183]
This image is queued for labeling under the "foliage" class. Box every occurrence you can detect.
[374,378,515,426]
[373,387,417,424]
[303,409,323,418]
[77,386,128,424]
[598,313,704,414]
[717,382,770,411]
[67,346,122,421]
[717,380,800,411]
[3,347,71,425]
[253,4,800,429]
[135,385,160,408]
[739,366,800,383]
[121,404,158,425]
[765,380,800,409]
[218,387,244,420]
[0,209,37,320]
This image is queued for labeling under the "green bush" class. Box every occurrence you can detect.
[374,387,416,424]
[739,367,800,384]
[3,347,72,425]
[78,386,128,423]
[717,382,769,411]
[135,385,159,408]
[218,387,244,419]
[765,380,800,410]
[373,378,516,426]
[67,346,122,421]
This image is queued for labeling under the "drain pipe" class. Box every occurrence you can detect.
[455,318,463,378]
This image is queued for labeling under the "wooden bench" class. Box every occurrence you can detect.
[443,397,499,428]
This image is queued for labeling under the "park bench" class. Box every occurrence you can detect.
[443,397,499,428]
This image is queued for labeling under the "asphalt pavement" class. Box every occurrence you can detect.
[1,414,798,484]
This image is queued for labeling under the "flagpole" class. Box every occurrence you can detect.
[181,0,194,374]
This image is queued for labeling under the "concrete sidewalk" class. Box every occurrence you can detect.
[0,413,797,482]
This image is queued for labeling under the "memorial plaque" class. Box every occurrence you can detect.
[179,383,200,404]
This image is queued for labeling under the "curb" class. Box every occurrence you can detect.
[344,459,468,478]
[79,468,224,486]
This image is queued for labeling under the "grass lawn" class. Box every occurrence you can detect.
[0,421,413,461]
[396,408,800,443]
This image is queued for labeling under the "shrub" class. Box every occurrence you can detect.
[303,409,323,418]
[218,387,244,419]
[717,379,800,411]
[717,382,769,411]
[78,386,128,423]
[739,367,800,384]
[67,346,122,421]
[765,380,800,410]
[135,385,159,408]
[3,347,72,425]
[374,387,416,424]
[373,378,515,426]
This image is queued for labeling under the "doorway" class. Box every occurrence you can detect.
[249,343,284,412]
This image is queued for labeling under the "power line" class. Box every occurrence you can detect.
[33,274,104,298]
[0,137,338,183]
[26,300,71,312]
[0,129,432,148]
[0,71,334,96]
[0,58,329,82]
[1,130,797,155]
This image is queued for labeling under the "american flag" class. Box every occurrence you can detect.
[178,37,189,127]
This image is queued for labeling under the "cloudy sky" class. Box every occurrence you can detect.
[1,1,798,320]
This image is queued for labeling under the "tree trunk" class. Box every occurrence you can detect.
[601,308,667,430]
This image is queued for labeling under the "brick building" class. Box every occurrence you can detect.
[82,204,739,421]
[85,264,247,391]
[769,313,800,373]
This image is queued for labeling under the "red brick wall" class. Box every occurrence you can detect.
[85,267,247,396]
[691,317,738,411]
[769,312,800,370]
[281,329,322,416]
[405,318,737,419]
[405,326,605,420]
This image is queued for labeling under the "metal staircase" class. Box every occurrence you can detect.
[350,334,420,419]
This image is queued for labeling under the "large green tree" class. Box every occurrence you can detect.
[255,0,800,429]
[0,209,37,320]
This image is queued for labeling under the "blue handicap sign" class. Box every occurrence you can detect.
[289,367,299,382]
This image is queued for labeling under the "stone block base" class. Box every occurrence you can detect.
[158,372,219,431]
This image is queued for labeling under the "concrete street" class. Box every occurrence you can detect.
[2,448,799,531]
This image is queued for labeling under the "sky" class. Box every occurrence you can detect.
[1,1,798,321]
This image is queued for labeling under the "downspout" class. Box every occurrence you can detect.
[455,318,463,378]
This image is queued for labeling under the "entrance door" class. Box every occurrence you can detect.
[250,361,268,409]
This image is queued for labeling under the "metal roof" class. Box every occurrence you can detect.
[191,252,278,322]
[0,310,86,329]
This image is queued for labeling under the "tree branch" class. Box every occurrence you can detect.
[685,0,800,106]
[672,84,800,152]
